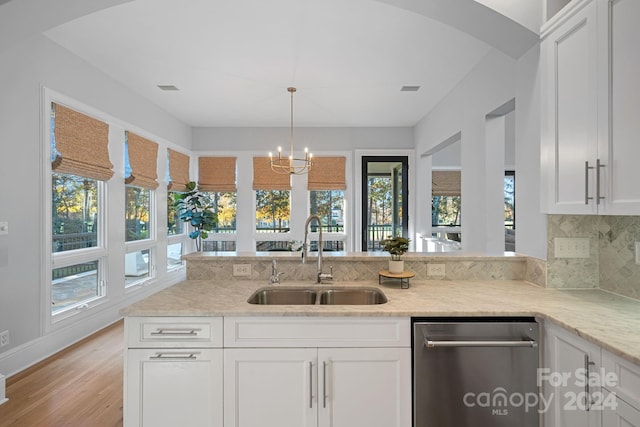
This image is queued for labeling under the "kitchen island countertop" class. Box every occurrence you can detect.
[121,279,640,366]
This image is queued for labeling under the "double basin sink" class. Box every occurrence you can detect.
[247,286,387,305]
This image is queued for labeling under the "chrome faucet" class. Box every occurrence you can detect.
[302,214,333,283]
[268,259,284,284]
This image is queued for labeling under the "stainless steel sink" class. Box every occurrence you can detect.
[318,288,387,305]
[247,286,387,305]
[247,287,317,305]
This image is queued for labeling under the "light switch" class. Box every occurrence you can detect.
[0,222,7,235]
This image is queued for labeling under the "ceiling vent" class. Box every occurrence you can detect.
[157,85,180,91]
[400,85,421,92]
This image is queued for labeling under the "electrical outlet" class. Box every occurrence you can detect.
[427,264,445,276]
[233,264,252,277]
[0,330,8,348]
[0,222,7,235]
[554,237,590,258]
[635,242,640,265]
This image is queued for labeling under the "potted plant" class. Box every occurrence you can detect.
[173,181,218,252]
[382,235,410,273]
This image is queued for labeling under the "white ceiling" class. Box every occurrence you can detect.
[43,0,501,127]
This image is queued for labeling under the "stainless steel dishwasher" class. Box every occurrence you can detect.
[413,317,540,427]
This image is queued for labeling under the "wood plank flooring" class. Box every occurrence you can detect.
[0,320,124,427]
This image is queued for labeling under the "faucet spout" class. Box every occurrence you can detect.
[302,214,332,283]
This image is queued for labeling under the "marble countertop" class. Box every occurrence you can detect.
[121,279,640,366]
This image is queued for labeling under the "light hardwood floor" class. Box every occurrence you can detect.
[0,320,124,427]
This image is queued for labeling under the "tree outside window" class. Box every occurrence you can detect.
[256,190,290,233]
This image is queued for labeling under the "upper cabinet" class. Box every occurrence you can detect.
[541,0,640,215]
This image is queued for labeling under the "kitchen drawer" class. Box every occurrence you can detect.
[224,316,410,348]
[602,349,640,410]
[126,317,223,348]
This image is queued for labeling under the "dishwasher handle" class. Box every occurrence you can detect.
[425,339,537,348]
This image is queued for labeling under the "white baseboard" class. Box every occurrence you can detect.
[0,374,7,405]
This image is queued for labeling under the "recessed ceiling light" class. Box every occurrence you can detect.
[157,85,180,91]
[400,85,421,92]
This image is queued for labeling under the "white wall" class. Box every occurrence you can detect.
[193,127,414,151]
[414,46,546,257]
[0,34,192,376]
[514,44,546,259]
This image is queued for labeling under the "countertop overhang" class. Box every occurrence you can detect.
[121,279,640,366]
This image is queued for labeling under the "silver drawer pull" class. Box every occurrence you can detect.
[425,339,537,348]
[150,328,201,336]
[150,352,200,360]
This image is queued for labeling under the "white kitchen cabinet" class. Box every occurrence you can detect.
[595,0,640,214]
[602,391,640,426]
[124,317,223,427]
[544,321,602,427]
[602,349,640,426]
[223,317,411,427]
[541,0,599,214]
[541,0,640,215]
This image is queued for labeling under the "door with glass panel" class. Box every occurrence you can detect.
[361,156,408,251]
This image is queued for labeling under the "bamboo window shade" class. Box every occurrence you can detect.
[432,170,461,196]
[252,157,291,190]
[125,132,159,189]
[198,157,237,192]
[167,149,191,192]
[51,103,114,181]
[307,157,346,190]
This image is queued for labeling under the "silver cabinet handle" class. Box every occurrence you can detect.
[584,355,596,411]
[425,339,537,348]
[585,161,594,205]
[150,351,199,360]
[309,361,314,409]
[596,158,605,204]
[150,327,201,336]
[323,361,327,408]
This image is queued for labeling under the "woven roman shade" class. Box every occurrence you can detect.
[167,149,190,192]
[125,132,159,189]
[252,157,291,190]
[307,156,346,190]
[432,170,461,196]
[51,103,113,181]
[198,157,237,192]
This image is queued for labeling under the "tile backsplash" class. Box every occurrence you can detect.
[547,215,640,300]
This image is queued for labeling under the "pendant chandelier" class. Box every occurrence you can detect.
[270,87,312,175]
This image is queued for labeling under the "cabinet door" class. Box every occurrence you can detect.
[541,0,599,214]
[544,323,601,427]
[224,348,317,427]
[318,347,411,427]
[597,0,640,214]
[602,390,640,427]
[125,348,223,427]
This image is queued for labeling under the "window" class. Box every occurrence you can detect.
[167,242,184,270]
[125,249,151,286]
[203,191,237,233]
[256,190,290,232]
[167,148,190,237]
[49,102,113,318]
[52,173,99,252]
[124,131,158,287]
[167,191,185,235]
[308,156,347,251]
[198,157,238,251]
[125,186,151,241]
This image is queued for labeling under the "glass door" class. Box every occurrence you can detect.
[361,156,408,251]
